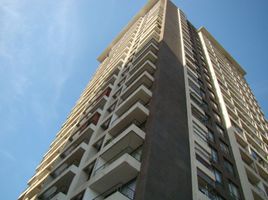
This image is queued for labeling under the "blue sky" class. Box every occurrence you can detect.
[0,0,267,199]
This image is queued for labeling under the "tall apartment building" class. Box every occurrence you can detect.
[19,0,268,200]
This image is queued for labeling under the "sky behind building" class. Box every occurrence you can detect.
[0,0,267,199]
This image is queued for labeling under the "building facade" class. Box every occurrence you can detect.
[19,0,268,200]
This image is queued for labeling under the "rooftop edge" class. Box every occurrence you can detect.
[198,27,246,76]
[97,0,159,62]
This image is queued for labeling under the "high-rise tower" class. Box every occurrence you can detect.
[19,1,268,200]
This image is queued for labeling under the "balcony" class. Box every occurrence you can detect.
[108,102,149,137]
[39,165,78,200]
[79,109,102,129]
[256,161,268,181]
[126,60,156,87]
[63,124,95,155]
[137,38,158,55]
[22,174,49,200]
[100,75,117,92]
[61,136,88,159]
[132,50,157,70]
[116,85,152,117]
[104,191,132,200]
[92,184,135,200]
[139,28,160,46]
[50,192,66,200]
[101,124,145,161]
[121,71,154,101]
[251,184,268,200]
[197,175,222,200]
[198,191,211,200]
[234,129,248,148]
[88,96,109,115]
[89,153,141,193]
[239,146,254,165]
[50,142,86,182]
[134,42,158,62]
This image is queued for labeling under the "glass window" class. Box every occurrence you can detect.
[224,160,235,176]
[228,182,240,200]
[214,169,222,185]
[93,137,104,152]
[250,149,259,160]
[71,191,85,200]
[214,112,222,123]
[211,148,218,163]
[216,125,225,137]
[207,130,215,142]
[192,105,209,125]
[193,121,208,142]
[220,141,229,155]
[121,178,136,199]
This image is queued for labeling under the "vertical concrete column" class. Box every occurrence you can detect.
[135,1,192,200]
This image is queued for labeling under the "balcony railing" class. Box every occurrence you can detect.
[108,101,149,137]
[42,191,66,200]
[93,146,142,177]
[101,123,145,163]
[253,185,268,199]
[89,151,141,193]
[92,183,135,200]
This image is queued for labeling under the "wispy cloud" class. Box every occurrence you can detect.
[0,0,78,130]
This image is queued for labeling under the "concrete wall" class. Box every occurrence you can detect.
[135,1,192,199]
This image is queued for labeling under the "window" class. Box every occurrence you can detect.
[224,159,235,176]
[216,125,225,137]
[192,105,210,125]
[214,112,222,123]
[101,117,112,131]
[103,87,112,97]
[187,69,199,83]
[211,101,219,111]
[211,148,218,163]
[228,182,240,200]
[113,88,122,99]
[90,112,101,125]
[118,77,126,87]
[209,91,215,99]
[108,101,117,113]
[84,160,96,181]
[71,191,85,200]
[250,149,259,160]
[195,142,211,164]
[189,78,200,92]
[197,168,217,199]
[214,169,222,185]
[93,137,104,152]
[196,153,211,170]
[207,130,215,142]
[190,91,203,107]
[193,121,208,142]
[121,179,137,199]
[220,141,229,155]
